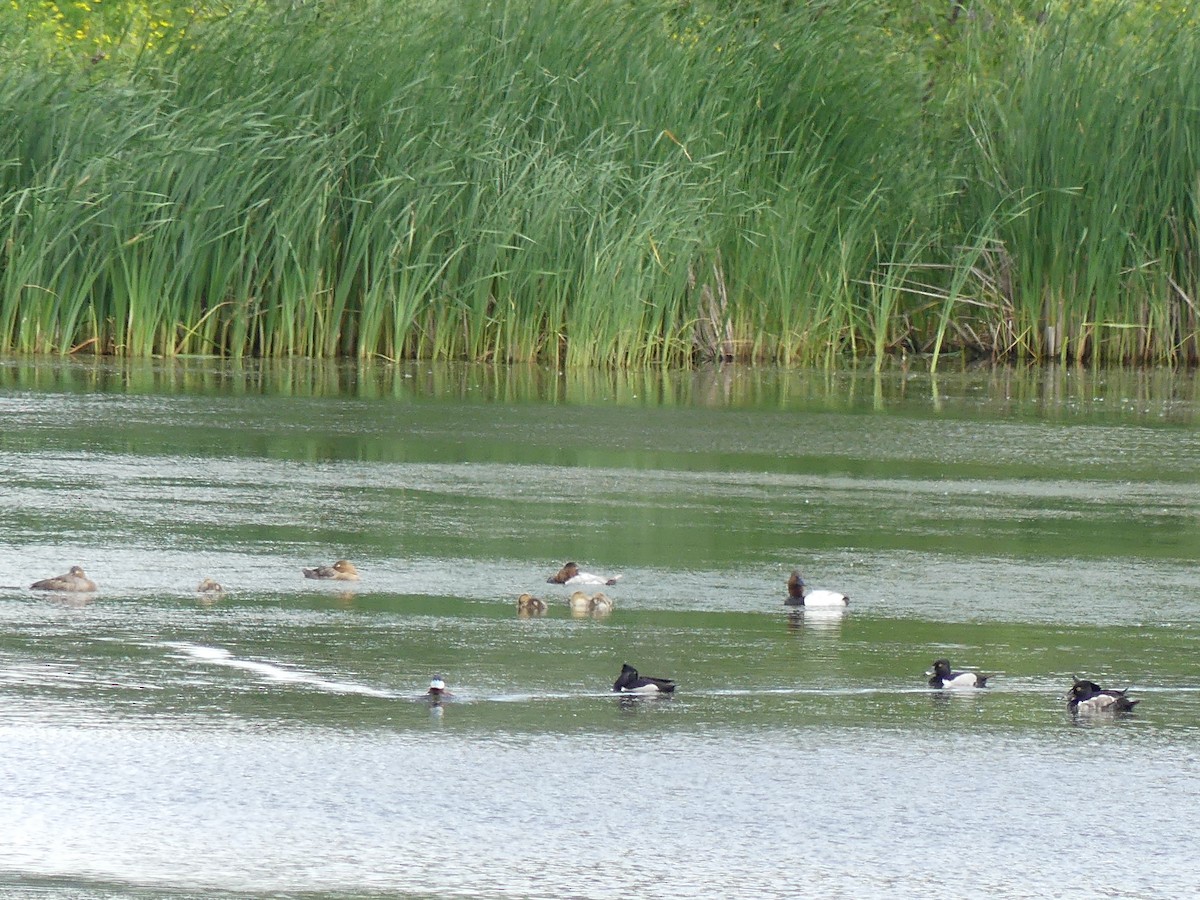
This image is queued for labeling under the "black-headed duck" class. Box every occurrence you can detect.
[547,561,620,586]
[1067,679,1138,715]
[927,658,990,689]
[785,570,848,607]
[427,676,451,703]
[302,559,360,581]
[31,566,97,593]
[612,663,675,694]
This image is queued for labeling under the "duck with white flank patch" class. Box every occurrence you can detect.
[427,676,452,703]
[547,561,620,586]
[30,566,97,593]
[785,570,849,607]
[927,658,990,689]
[612,663,675,694]
[302,559,360,581]
[1066,679,1138,715]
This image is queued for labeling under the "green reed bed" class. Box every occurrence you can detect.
[948,7,1200,364]
[3,1,1200,364]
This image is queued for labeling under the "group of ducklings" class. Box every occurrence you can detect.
[517,590,613,617]
[28,559,361,596]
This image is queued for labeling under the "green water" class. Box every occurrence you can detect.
[1,358,1199,898]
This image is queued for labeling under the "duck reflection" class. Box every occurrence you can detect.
[785,607,846,634]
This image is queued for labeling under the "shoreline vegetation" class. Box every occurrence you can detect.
[3,0,1200,368]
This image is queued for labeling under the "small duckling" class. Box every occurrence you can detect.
[197,577,225,594]
[1067,678,1138,715]
[927,658,990,689]
[612,663,676,694]
[302,559,360,581]
[588,592,614,615]
[30,566,97,593]
[547,561,621,586]
[568,590,592,613]
[517,592,547,614]
[785,570,849,607]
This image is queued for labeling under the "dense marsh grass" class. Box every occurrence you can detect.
[1,0,1200,365]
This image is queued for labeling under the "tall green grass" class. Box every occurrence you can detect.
[947,6,1200,364]
[2,1,1200,365]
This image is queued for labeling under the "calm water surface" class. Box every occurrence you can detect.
[2,359,1200,898]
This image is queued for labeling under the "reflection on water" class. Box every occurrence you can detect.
[785,608,847,634]
[3,358,1200,897]
[4,355,1200,421]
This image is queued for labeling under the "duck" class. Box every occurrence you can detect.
[1067,678,1138,715]
[927,658,989,689]
[197,577,225,594]
[302,559,360,581]
[568,590,593,613]
[612,663,676,694]
[517,593,547,614]
[427,676,451,703]
[30,566,97,593]
[785,570,848,607]
[547,561,620,587]
[588,592,614,614]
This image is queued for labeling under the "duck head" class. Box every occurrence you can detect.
[1066,679,1105,703]
[786,570,806,601]
[547,562,581,584]
[927,659,952,680]
[428,676,446,701]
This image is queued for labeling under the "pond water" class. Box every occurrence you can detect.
[2,358,1200,898]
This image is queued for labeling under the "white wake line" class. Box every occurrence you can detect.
[165,642,395,698]
[161,644,1197,702]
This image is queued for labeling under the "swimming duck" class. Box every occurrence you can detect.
[612,663,676,694]
[785,571,848,607]
[588,592,614,614]
[927,658,989,689]
[547,561,620,586]
[1067,679,1138,715]
[517,593,547,614]
[427,676,451,702]
[568,590,593,613]
[197,577,225,594]
[30,566,97,593]
[302,559,360,581]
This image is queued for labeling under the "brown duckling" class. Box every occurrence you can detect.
[302,559,360,581]
[517,593,547,614]
[588,592,614,614]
